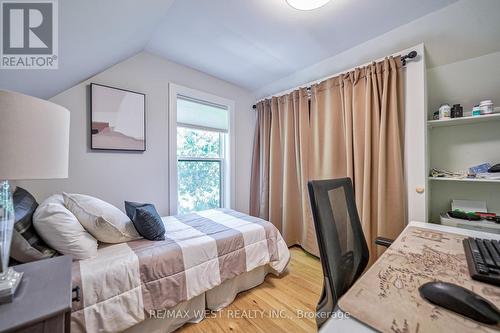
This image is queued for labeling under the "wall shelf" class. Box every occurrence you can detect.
[429,177,500,184]
[427,112,500,128]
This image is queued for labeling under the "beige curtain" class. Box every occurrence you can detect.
[250,56,406,261]
[249,89,318,255]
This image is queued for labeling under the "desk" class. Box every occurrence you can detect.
[320,221,500,333]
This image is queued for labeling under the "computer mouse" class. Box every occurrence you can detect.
[419,281,500,325]
[488,164,500,173]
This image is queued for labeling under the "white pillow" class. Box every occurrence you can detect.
[33,194,98,260]
[63,193,141,243]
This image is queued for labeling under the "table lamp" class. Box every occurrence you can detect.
[0,90,70,302]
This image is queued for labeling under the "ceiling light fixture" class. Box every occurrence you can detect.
[286,0,331,11]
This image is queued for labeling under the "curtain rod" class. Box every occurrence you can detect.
[252,50,417,110]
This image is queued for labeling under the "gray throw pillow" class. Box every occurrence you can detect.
[124,201,165,241]
[10,187,57,263]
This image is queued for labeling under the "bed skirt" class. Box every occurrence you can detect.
[124,265,270,333]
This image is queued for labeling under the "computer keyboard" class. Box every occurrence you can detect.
[463,237,500,286]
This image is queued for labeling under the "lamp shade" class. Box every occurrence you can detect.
[0,90,70,180]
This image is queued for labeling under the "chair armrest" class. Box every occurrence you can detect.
[374,237,394,248]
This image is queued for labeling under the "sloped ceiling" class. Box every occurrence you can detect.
[3,0,500,99]
[0,0,176,99]
[255,0,500,98]
[146,0,457,92]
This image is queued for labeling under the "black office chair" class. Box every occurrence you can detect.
[308,177,393,328]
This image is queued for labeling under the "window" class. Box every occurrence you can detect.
[169,85,234,215]
[177,127,224,214]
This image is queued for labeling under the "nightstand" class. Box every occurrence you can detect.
[0,256,72,333]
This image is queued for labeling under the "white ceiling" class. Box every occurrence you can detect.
[256,0,500,98]
[3,0,498,99]
[146,0,457,92]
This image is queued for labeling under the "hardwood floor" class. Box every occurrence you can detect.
[177,247,322,333]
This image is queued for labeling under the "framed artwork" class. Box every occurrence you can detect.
[90,83,146,151]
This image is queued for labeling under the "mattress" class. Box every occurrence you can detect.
[71,209,290,333]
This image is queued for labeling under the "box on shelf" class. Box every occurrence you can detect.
[440,213,500,234]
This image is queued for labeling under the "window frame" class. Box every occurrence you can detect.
[168,83,235,215]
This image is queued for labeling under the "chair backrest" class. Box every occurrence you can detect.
[308,177,369,327]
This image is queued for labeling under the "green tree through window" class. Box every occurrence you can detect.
[177,127,223,214]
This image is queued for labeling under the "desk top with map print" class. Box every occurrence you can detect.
[338,226,500,333]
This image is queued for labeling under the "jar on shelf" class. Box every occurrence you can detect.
[479,100,494,114]
[451,104,463,118]
[472,105,481,116]
[439,104,451,119]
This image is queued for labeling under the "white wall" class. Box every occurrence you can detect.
[427,51,500,221]
[16,52,256,215]
[428,51,500,114]
[403,44,427,223]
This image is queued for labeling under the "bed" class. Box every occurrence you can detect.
[70,208,290,333]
